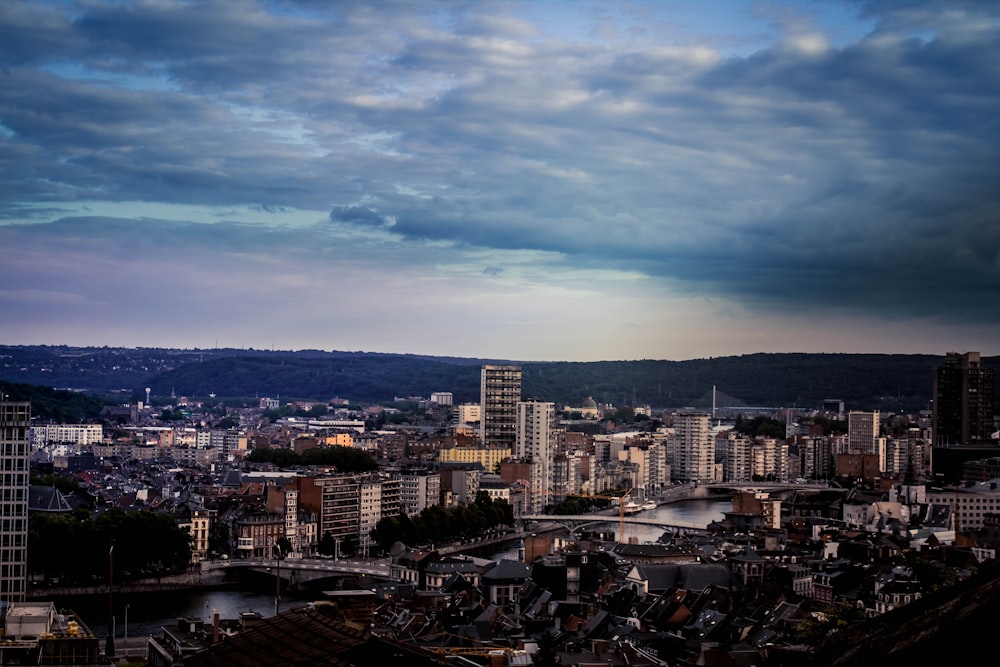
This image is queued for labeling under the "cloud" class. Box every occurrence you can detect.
[329,205,388,227]
[1,1,998,358]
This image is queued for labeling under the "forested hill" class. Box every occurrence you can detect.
[2,346,996,412]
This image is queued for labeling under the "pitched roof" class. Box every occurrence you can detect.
[182,604,442,667]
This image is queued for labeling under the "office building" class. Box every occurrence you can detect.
[0,401,30,604]
[933,352,995,446]
[480,365,521,448]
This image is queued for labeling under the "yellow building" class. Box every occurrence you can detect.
[323,432,354,447]
[439,447,511,471]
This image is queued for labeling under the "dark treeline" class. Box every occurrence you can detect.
[3,346,997,413]
[370,492,514,551]
[28,509,192,583]
[0,381,107,422]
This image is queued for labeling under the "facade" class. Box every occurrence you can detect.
[516,400,555,513]
[801,436,833,479]
[438,445,511,472]
[182,510,211,564]
[848,411,880,456]
[0,401,30,604]
[927,482,1000,532]
[718,432,753,482]
[397,470,440,516]
[430,392,453,406]
[29,424,103,449]
[455,403,481,425]
[933,351,995,446]
[751,438,789,481]
[480,365,521,448]
[674,413,714,483]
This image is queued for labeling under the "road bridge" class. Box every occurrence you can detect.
[202,557,392,584]
[521,514,708,533]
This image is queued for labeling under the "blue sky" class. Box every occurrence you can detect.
[1,0,997,361]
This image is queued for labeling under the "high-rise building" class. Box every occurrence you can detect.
[674,413,714,483]
[480,365,521,448]
[516,400,554,513]
[933,352,995,446]
[848,411,880,455]
[0,401,30,604]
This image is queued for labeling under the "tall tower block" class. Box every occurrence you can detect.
[480,365,522,449]
[933,352,995,446]
[0,401,30,604]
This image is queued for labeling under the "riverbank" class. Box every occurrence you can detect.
[28,568,230,600]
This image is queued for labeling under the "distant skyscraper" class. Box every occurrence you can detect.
[0,401,30,604]
[516,400,554,513]
[480,365,521,448]
[933,352,995,446]
[848,411,880,455]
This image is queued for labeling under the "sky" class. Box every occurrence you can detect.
[1,0,998,362]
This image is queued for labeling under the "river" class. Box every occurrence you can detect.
[49,498,731,643]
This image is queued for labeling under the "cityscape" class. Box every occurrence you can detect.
[0,349,998,666]
[3,0,1000,665]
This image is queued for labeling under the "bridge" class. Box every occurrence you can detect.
[521,514,708,533]
[202,557,392,584]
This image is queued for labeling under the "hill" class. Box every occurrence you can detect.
[1,345,996,412]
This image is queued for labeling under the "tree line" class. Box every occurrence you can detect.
[370,492,514,551]
[28,509,192,583]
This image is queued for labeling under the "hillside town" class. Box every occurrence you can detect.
[1,351,998,665]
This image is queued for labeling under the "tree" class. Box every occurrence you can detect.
[318,532,337,557]
[535,631,561,667]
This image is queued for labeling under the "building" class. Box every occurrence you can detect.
[934,351,995,446]
[0,401,30,604]
[751,438,789,481]
[927,481,1000,532]
[718,431,753,482]
[29,424,103,450]
[429,392,453,406]
[438,445,511,472]
[396,470,440,516]
[674,413,714,483]
[480,365,521,448]
[516,400,555,513]
[848,411,880,456]
[455,403,481,426]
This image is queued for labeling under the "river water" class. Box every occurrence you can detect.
[50,498,730,642]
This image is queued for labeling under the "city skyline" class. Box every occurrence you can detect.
[2,1,998,361]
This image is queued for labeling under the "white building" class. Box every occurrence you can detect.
[927,481,1000,532]
[674,413,714,483]
[398,470,440,516]
[430,392,453,406]
[718,431,753,482]
[456,403,481,425]
[751,438,789,481]
[516,400,554,513]
[30,424,103,449]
